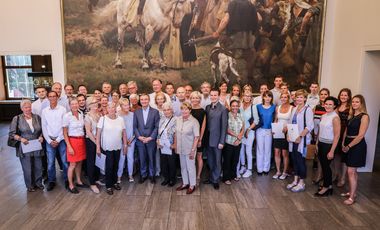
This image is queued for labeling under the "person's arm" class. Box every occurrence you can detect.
[133,111,143,141]
[10,115,28,145]
[63,127,74,155]
[41,111,52,144]
[122,128,128,155]
[300,107,314,137]
[85,118,96,144]
[218,108,228,149]
[190,120,200,159]
[149,110,160,141]
[327,116,341,159]
[96,117,103,156]
[343,114,370,152]
[212,13,230,38]
[234,121,245,146]
[198,115,206,147]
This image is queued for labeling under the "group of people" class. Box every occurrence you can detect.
[9,76,369,205]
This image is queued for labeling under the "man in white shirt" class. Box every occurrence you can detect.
[270,75,283,105]
[200,81,211,109]
[306,82,320,109]
[172,86,186,117]
[149,79,171,108]
[253,83,268,105]
[32,86,49,116]
[41,91,69,191]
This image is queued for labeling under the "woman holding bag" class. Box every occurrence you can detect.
[9,99,44,192]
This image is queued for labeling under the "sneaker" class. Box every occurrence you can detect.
[286,181,298,190]
[291,183,306,193]
[272,172,281,179]
[129,177,134,183]
[239,166,247,175]
[242,170,252,178]
[279,173,289,180]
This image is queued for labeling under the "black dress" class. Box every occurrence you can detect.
[191,108,205,152]
[344,113,367,167]
[336,108,350,162]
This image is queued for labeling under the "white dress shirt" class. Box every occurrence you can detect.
[62,111,85,137]
[142,106,150,125]
[41,104,67,143]
[306,93,320,109]
[270,87,281,105]
[200,95,211,109]
[32,98,49,116]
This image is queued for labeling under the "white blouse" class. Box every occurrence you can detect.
[97,116,125,151]
[84,114,98,138]
[62,111,85,137]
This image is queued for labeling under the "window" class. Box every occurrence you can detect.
[1,55,34,99]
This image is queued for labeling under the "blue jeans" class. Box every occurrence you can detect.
[46,140,68,182]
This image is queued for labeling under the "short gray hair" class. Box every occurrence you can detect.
[162,102,173,110]
[20,99,32,109]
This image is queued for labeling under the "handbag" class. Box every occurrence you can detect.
[7,115,20,148]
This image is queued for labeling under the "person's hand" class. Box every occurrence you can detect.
[197,139,202,148]
[342,145,349,153]
[212,31,220,38]
[170,144,176,150]
[245,129,250,138]
[38,136,44,143]
[68,146,74,155]
[50,140,58,148]
[233,140,240,146]
[218,144,224,150]
[282,126,288,133]
[20,137,29,145]
[96,147,101,156]
[189,154,195,160]
[295,136,301,144]
[327,151,334,160]
[157,140,162,148]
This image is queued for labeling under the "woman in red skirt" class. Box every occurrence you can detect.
[63,98,87,194]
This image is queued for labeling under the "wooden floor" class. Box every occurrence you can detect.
[1,122,380,230]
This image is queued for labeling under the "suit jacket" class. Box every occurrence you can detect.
[133,106,160,146]
[205,102,228,147]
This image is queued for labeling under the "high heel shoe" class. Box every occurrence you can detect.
[314,188,333,197]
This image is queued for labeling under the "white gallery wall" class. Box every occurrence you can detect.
[0,0,379,171]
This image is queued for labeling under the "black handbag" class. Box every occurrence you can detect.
[7,115,20,148]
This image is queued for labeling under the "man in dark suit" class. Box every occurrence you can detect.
[133,94,160,184]
[204,89,228,189]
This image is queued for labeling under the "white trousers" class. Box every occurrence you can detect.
[117,141,136,178]
[180,154,196,186]
[256,128,272,173]
[237,130,255,173]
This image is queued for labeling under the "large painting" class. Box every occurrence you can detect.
[62,0,326,93]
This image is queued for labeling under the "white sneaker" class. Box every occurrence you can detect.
[279,173,289,180]
[242,170,252,178]
[239,166,247,175]
[286,181,298,190]
[291,183,306,192]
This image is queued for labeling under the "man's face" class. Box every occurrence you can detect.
[102,83,112,94]
[274,77,283,88]
[48,92,58,104]
[201,84,211,95]
[185,85,193,98]
[119,84,128,96]
[77,96,86,108]
[176,87,186,101]
[78,86,87,96]
[65,86,74,96]
[36,88,47,99]
[165,85,175,96]
[128,83,138,94]
[140,95,150,107]
[260,85,268,95]
[152,80,162,93]
[310,84,319,95]
[52,83,62,97]
[210,90,219,103]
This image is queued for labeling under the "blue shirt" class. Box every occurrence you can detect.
[142,106,150,125]
[257,104,276,129]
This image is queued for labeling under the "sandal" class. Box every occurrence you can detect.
[234,177,240,181]
[224,180,232,185]
[340,192,350,197]
[343,197,355,205]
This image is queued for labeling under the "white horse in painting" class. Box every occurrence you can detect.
[97,0,192,69]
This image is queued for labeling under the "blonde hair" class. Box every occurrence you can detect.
[119,97,130,105]
[180,102,192,110]
[190,91,201,99]
[155,92,166,104]
[350,94,368,118]
[295,89,308,98]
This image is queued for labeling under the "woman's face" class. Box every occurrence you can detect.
[232,87,240,96]
[181,107,191,118]
[339,92,349,103]
[242,94,252,103]
[121,102,130,112]
[163,107,173,118]
[156,95,165,107]
[190,95,201,106]
[351,97,361,111]
[101,98,108,106]
[112,93,120,103]
[230,102,239,114]
[319,90,329,102]
[22,103,32,115]
[70,100,79,112]
[296,95,306,105]
[107,105,116,115]
[263,95,272,104]
[89,104,99,113]
[280,94,289,104]
[324,100,335,113]
[219,83,228,93]
[130,97,138,105]
[94,90,102,100]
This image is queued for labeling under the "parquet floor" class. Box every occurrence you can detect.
[1,122,380,230]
